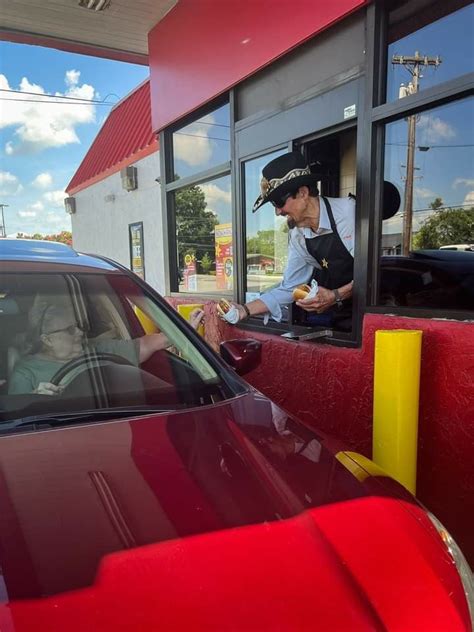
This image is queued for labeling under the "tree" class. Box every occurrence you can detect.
[175,184,218,272]
[413,207,474,250]
[16,230,72,246]
[429,197,444,211]
[200,251,213,274]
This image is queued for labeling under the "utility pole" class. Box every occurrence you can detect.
[392,51,441,255]
[0,204,9,238]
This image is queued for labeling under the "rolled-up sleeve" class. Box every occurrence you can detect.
[259,230,315,323]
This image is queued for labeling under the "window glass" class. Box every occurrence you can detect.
[175,175,233,295]
[380,96,474,310]
[0,271,239,425]
[172,103,230,181]
[386,3,473,103]
[244,150,288,305]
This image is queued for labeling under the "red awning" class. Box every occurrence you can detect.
[67,80,157,195]
[148,0,368,133]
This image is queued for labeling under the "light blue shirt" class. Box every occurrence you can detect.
[259,196,355,323]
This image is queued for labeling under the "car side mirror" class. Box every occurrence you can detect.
[219,339,262,375]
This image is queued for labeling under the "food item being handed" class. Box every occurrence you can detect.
[217,298,232,315]
[216,298,240,324]
[292,284,311,301]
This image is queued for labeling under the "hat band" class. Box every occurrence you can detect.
[260,166,311,198]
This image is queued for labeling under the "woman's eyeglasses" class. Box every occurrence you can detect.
[270,191,295,209]
[45,324,83,336]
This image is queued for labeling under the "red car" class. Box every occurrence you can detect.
[0,239,472,631]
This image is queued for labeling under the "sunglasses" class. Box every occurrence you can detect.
[270,191,295,209]
[45,324,83,336]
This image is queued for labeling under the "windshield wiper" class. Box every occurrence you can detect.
[0,406,179,434]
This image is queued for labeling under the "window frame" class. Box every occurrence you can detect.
[161,95,233,297]
[365,0,474,320]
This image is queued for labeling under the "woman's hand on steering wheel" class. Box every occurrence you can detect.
[34,381,65,396]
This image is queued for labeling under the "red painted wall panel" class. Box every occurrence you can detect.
[148,0,367,132]
[168,298,474,564]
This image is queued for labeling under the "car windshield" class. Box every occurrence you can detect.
[0,270,239,425]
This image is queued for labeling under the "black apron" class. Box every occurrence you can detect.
[302,197,354,330]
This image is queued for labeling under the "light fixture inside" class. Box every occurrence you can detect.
[78,0,112,12]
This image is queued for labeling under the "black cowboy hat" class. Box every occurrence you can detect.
[252,151,318,212]
[382,180,401,220]
[252,151,402,219]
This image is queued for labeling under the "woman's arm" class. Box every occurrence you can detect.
[138,308,205,363]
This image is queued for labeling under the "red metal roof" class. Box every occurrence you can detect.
[67,79,158,195]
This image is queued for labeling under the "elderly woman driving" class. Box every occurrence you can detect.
[9,303,204,396]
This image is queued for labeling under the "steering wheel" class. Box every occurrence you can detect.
[50,352,135,388]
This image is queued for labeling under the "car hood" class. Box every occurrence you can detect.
[0,392,469,630]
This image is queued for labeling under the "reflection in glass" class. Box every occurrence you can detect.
[386,4,473,103]
[380,96,474,311]
[172,104,230,181]
[175,175,233,295]
[244,150,288,302]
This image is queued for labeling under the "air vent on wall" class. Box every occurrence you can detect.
[78,0,111,12]
[64,197,76,215]
[121,166,138,192]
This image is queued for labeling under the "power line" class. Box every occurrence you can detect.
[174,131,230,142]
[0,87,117,105]
[0,96,114,106]
[387,143,474,148]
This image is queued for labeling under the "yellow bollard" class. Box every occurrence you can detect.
[177,303,205,337]
[372,329,423,495]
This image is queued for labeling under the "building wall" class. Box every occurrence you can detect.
[71,152,167,294]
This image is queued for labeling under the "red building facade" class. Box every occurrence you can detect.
[149,0,474,562]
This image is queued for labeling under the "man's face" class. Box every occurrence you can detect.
[273,187,308,226]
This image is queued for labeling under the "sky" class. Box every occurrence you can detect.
[0,41,149,236]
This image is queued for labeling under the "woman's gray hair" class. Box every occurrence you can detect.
[25,301,74,354]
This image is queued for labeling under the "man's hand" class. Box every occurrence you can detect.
[34,382,64,396]
[296,285,336,313]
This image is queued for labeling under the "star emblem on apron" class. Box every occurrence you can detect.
[321,258,329,269]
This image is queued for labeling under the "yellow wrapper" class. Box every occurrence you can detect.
[177,303,205,336]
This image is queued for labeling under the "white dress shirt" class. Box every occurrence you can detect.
[259,196,355,323]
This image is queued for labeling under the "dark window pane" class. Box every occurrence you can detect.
[386,3,473,103]
[172,104,230,181]
[380,96,474,311]
[175,175,232,295]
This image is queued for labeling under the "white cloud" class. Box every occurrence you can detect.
[453,178,474,189]
[200,182,231,206]
[414,186,437,199]
[30,201,44,212]
[65,70,80,87]
[464,191,474,206]
[418,115,456,144]
[45,212,63,224]
[43,190,66,207]
[0,70,96,155]
[32,172,53,189]
[173,114,215,167]
[0,171,23,195]
[18,210,37,218]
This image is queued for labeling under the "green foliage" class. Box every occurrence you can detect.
[175,185,218,270]
[413,206,474,249]
[16,230,73,246]
[200,251,213,274]
[246,226,288,257]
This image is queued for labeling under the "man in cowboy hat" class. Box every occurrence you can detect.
[220,151,400,328]
[225,151,357,328]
